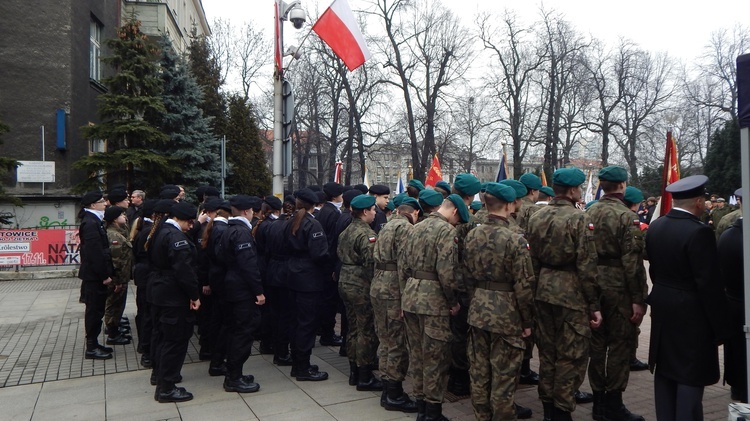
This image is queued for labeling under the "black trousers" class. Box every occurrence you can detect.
[266,285,292,357]
[209,291,229,367]
[154,305,194,389]
[197,290,212,353]
[83,281,108,342]
[289,289,322,369]
[225,298,261,379]
[319,280,340,339]
[654,371,704,421]
[135,284,151,354]
[449,291,471,371]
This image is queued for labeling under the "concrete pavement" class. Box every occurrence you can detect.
[0,277,737,420]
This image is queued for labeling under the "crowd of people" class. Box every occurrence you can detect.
[75,167,746,420]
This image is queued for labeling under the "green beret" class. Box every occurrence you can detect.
[385,200,395,211]
[540,186,555,197]
[351,194,376,210]
[419,189,444,207]
[584,200,598,210]
[393,192,408,207]
[500,179,527,199]
[480,182,490,192]
[446,194,470,223]
[598,165,628,182]
[519,173,543,190]
[485,182,516,202]
[624,186,644,204]
[453,173,482,196]
[408,179,425,191]
[435,181,451,193]
[400,197,422,212]
[470,201,482,211]
[552,167,586,187]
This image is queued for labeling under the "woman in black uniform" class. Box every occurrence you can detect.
[131,199,157,368]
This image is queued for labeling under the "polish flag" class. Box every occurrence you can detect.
[274,1,283,72]
[312,0,372,71]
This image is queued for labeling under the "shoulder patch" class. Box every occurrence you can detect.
[111,240,119,245]
[236,242,252,250]
[588,223,595,230]
[526,243,530,250]
[173,240,188,249]
[312,231,324,238]
[633,219,640,226]
[368,236,376,243]
[454,236,459,244]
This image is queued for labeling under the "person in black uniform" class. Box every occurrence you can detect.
[286,188,330,381]
[78,191,115,360]
[131,198,157,367]
[193,198,223,361]
[317,182,345,348]
[254,196,284,355]
[219,195,265,393]
[147,201,201,403]
[717,188,747,403]
[645,175,731,420]
[368,184,390,233]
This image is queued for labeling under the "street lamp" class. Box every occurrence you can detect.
[273,1,306,197]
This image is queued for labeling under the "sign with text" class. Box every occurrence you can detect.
[0,229,79,266]
[17,161,55,183]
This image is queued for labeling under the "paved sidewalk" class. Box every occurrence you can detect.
[0,277,737,420]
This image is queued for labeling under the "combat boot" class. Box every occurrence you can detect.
[592,391,606,420]
[384,380,418,412]
[603,391,644,421]
[356,366,383,391]
[348,361,358,386]
[415,399,426,421]
[446,368,470,396]
[553,406,573,421]
[85,339,112,360]
[424,402,449,421]
[542,401,553,421]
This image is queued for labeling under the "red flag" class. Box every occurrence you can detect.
[274,1,283,72]
[425,154,442,187]
[334,162,343,184]
[540,170,548,187]
[312,0,372,71]
[658,131,680,215]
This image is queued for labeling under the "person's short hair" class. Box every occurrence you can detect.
[599,180,621,193]
[131,190,145,200]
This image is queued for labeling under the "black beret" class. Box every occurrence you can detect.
[204,186,220,198]
[81,191,103,207]
[104,206,126,223]
[109,184,127,193]
[159,185,180,200]
[203,198,224,212]
[284,195,295,204]
[368,184,390,195]
[107,189,128,204]
[353,184,369,194]
[142,199,158,218]
[154,199,175,214]
[342,185,353,192]
[195,186,208,199]
[264,195,283,210]
[316,191,327,204]
[230,195,262,211]
[308,185,322,192]
[295,188,318,205]
[323,182,344,198]
[343,189,363,207]
[170,202,197,220]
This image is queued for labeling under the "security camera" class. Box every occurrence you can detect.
[289,7,306,29]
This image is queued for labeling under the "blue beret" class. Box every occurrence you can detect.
[419,189,444,207]
[598,165,628,182]
[400,197,422,212]
[351,194,376,210]
[500,179,527,199]
[624,186,644,204]
[453,173,482,196]
[295,188,318,205]
[230,194,262,211]
[519,173,543,190]
[485,182,516,202]
[408,179,425,191]
[552,167,586,187]
[170,202,197,220]
[446,194,470,223]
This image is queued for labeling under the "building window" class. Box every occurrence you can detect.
[89,139,106,155]
[90,19,102,81]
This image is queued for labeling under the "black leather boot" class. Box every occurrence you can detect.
[85,340,112,360]
[424,402,449,421]
[416,399,426,421]
[604,391,645,421]
[348,361,358,386]
[553,406,573,421]
[446,368,470,396]
[356,366,383,391]
[592,391,606,420]
[542,401,553,421]
[514,402,532,419]
[384,380,418,413]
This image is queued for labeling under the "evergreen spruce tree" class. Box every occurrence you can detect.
[158,38,221,196]
[0,121,21,214]
[74,17,173,193]
[187,30,227,138]
[225,95,271,196]
[705,118,740,198]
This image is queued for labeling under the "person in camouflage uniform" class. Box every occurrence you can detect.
[715,188,742,239]
[709,197,731,229]
[400,194,470,421]
[585,166,646,421]
[371,197,422,412]
[104,206,133,345]
[515,173,542,234]
[526,167,602,421]
[464,182,536,421]
[337,194,382,392]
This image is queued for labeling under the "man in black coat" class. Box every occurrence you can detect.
[316,182,344,347]
[78,191,114,360]
[645,175,731,421]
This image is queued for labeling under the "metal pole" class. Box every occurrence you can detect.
[41,125,45,196]
[272,4,285,198]
[741,126,750,402]
[221,135,226,198]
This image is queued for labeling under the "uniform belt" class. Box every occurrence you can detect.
[413,270,439,280]
[540,263,576,272]
[375,262,397,271]
[597,257,623,268]
[475,281,514,292]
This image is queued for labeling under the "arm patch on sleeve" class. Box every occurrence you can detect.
[312,231,324,238]
[173,240,189,249]
[236,242,252,251]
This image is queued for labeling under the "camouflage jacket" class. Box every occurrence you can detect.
[716,208,742,240]
[399,212,459,316]
[337,218,376,288]
[372,214,413,301]
[710,206,732,228]
[586,195,647,305]
[463,215,535,343]
[470,208,489,227]
[107,226,133,285]
[515,196,540,234]
[527,197,600,312]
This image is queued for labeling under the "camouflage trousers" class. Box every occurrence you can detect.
[371,296,409,382]
[403,311,452,403]
[104,283,128,329]
[535,301,591,413]
[467,327,524,421]
[588,288,636,392]
[339,281,378,367]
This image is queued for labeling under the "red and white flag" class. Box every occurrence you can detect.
[274,1,283,72]
[312,0,372,71]
[334,161,343,184]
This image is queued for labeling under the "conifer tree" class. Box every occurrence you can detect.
[187,30,227,138]
[225,95,271,196]
[705,118,741,198]
[0,121,21,212]
[74,17,173,193]
[158,38,221,194]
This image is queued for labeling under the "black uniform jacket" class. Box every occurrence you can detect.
[220,218,263,302]
[263,217,290,288]
[132,220,153,288]
[148,222,200,307]
[285,213,330,292]
[78,211,113,282]
[206,218,229,296]
[646,208,731,386]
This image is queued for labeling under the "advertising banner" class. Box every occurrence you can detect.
[0,229,80,266]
